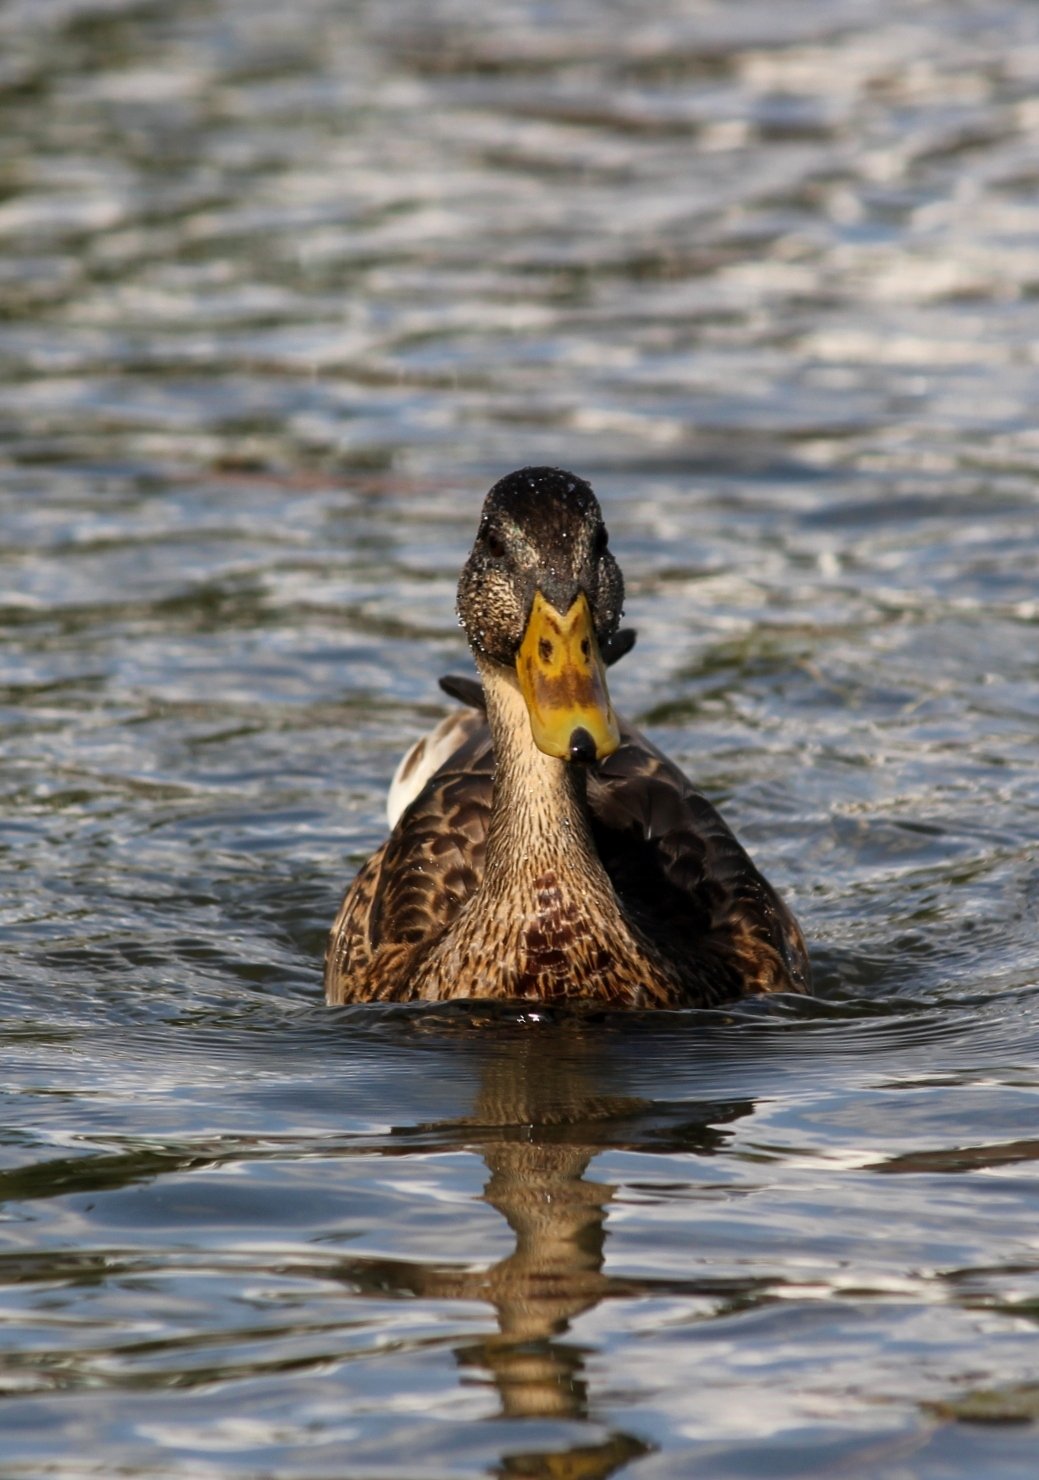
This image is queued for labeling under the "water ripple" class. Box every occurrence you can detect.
[2,0,1039,1475]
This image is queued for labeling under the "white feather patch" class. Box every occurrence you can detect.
[386,710,479,829]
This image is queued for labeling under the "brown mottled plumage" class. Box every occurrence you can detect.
[325,467,810,1006]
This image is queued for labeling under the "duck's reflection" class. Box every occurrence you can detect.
[346,1021,754,1480]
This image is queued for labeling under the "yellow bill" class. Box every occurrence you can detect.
[516,591,620,762]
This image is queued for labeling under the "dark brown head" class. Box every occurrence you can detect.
[457,467,624,761]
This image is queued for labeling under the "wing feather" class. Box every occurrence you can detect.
[325,698,809,1003]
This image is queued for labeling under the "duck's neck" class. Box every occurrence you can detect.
[477,657,610,898]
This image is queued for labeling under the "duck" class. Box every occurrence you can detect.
[325,466,810,1007]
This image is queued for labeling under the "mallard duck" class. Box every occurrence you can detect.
[325,467,810,1006]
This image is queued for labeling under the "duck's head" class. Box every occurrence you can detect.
[457,467,624,763]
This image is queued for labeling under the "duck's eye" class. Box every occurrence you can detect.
[485,531,506,560]
[593,527,609,558]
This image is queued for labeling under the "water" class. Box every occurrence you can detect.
[2,0,1039,1474]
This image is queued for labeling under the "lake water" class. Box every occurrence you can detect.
[2,1,1039,1475]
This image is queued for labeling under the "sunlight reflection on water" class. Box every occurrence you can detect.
[1,0,1039,1475]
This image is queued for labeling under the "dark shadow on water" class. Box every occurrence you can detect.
[5,984,1031,1477]
[327,1022,756,1478]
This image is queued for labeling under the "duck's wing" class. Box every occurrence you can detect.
[326,669,809,1003]
[588,724,811,995]
[324,708,494,1003]
[386,706,478,828]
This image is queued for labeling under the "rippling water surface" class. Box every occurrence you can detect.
[2,1,1039,1475]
